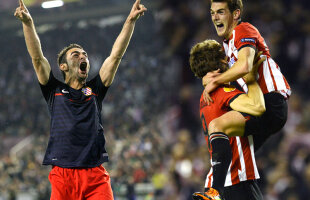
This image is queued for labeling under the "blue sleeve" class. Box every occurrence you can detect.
[39,72,60,105]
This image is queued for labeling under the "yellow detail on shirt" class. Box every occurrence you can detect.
[223,85,236,92]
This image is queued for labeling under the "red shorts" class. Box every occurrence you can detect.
[48,165,114,200]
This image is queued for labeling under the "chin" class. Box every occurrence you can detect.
[78,75,88,82]
[217,31,225,37]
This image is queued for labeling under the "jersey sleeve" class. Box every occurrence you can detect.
[217,86,244,108]
[39,71,60,103]
[234,23,259,51]
[87,74,109,103]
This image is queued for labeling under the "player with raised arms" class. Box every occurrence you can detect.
[14,0,147,199]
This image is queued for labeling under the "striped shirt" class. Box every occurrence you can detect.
[223,22,291,98]
[199,85,260,187]
[40,72,109,168]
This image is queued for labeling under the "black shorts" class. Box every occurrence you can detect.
[221,180,263,200]
[243,92,288,151]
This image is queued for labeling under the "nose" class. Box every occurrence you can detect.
[213,13,219,21]
[214,14,219,20]
[80,55,87,61]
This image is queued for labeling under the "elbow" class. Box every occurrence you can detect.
[237,59,251,76]
[240,63,250,75]
[32,57,44,65]
[32,57,41,63]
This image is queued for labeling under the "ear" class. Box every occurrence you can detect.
[59,63,69,72]
[233,9,241,20]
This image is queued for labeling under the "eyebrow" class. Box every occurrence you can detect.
[70,51,88,56]
[210,8,226,12]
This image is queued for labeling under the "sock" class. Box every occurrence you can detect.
[209,132,232,195]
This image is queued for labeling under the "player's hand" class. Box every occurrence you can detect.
[14,0,32,24]
[244,51,266,83]
[202,69,220,87]
[127,0,147,22]
[203,80,218,105]
[202,69,221,105]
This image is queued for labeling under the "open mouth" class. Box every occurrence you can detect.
[80,62,87,72]
[216,23,224,28]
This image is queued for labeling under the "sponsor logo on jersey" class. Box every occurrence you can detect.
[223,85,236,92]
[211,161,221,166]
[240,38,256,43]
[82,87,92,96]
[62,89,69,94]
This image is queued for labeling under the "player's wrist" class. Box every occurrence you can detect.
[213,76,222,86]
[126,15,138,23]
[22,18,33,26]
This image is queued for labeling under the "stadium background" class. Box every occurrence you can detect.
[0,0,310,199]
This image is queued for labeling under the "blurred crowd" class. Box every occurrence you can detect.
[0,0,310,200]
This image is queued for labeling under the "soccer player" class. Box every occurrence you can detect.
[204,0,290,151]
[189,40,265,200]
[14,0,146,199]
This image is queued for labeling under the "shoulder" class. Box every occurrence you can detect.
[217,85,243,99]
[235,22,259,37]
[235,22,257,32]
[86,74,109,99]
[40,71,62,88]
[87,74,104,88]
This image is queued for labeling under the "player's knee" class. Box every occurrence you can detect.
[208,118,225,135]
[208,118,235,137]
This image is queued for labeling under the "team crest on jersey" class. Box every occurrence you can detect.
[82,87,92,96]
[223,85,236,92]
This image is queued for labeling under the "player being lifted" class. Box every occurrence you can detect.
[15,0,146,199]
[204,0,290,151]
[190,40,265,200]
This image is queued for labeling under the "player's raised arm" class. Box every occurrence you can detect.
[99,0,147,87]
[14,0,51,85]
[229,53,266,116]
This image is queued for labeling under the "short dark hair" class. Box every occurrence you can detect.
[57,43,84,80]
[189,39,228,78]
[211,0,243,19]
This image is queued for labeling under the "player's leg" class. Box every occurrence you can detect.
[84,166,114,200]
[252,92,288,151]
[208,111,246,137]
[49,166,76,200]
[203,111,246,198]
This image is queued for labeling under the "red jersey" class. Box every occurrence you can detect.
[223,22,291,98]
[200,85,260,187]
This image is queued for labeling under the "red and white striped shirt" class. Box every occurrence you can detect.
[200,86,260,187]
[223,22,291,98]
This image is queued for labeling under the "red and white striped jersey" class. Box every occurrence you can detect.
[204,135,259,187]
[199,86,260,187]
[223,22,291,98]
